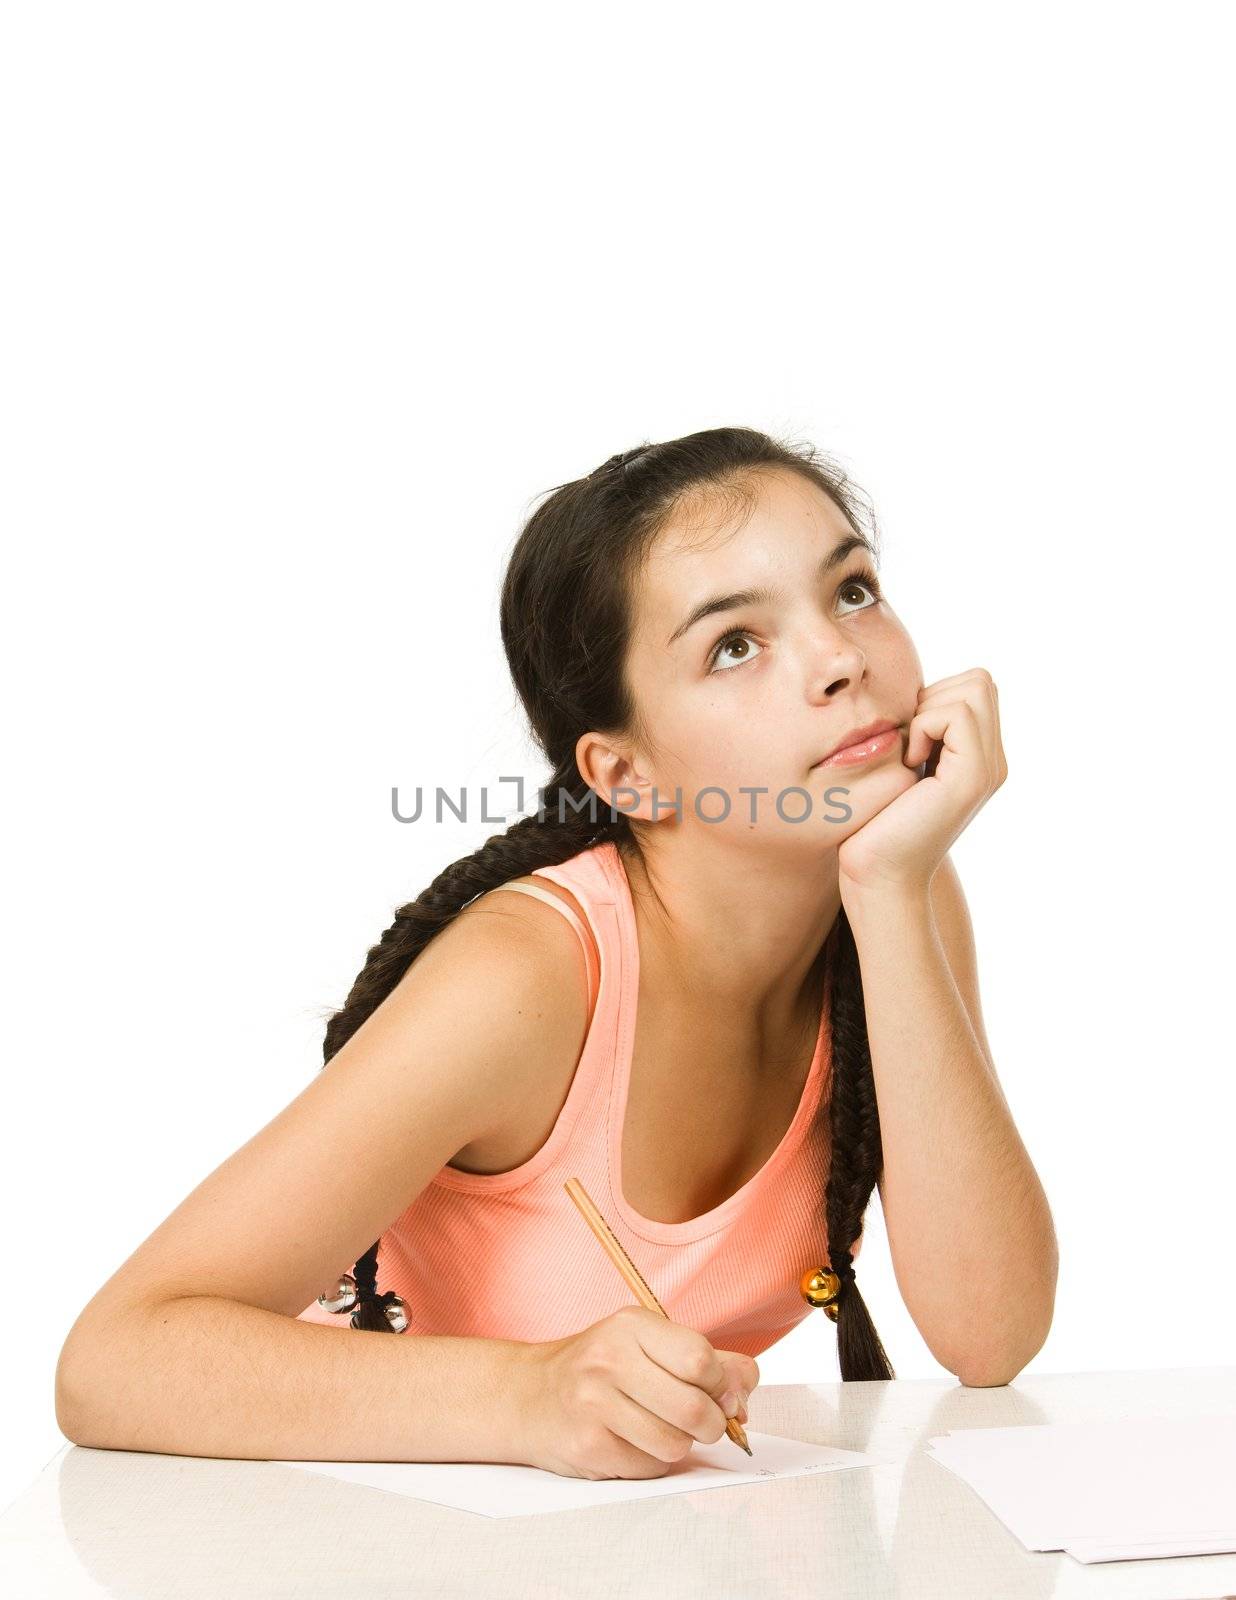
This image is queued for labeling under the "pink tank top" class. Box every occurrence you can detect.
[297,838,862,1357]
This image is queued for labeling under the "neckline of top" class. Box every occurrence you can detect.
[594,839,832,1245]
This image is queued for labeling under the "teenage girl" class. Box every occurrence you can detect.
[55,427,1056,1482]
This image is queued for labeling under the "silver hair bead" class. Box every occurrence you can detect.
[347,1293,409,1333]
[317,1272,358,1314]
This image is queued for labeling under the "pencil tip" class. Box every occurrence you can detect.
[742,1440,753,1455]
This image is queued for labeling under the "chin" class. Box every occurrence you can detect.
[820,764,912,821]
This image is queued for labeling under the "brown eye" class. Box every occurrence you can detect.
[708,629,763,673]
[838,572,882,613]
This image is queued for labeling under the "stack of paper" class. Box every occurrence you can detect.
[927,1413,1236,1564]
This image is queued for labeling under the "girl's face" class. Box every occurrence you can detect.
[617,465,925,858]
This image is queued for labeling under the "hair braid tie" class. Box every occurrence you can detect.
[800,1254,857,1324]
[317,1271,410,1334]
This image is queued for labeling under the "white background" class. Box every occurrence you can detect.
[3,1,1234,1514]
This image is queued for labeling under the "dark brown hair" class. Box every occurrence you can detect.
[319,425,895,1381]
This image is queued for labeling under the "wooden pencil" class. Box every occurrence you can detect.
[563,1175,753,1456]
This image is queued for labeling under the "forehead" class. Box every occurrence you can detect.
[633,466,855,636]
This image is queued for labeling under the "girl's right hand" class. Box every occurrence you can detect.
[517,1306,760,1479]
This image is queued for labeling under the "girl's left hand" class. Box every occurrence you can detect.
[836,668,1008,899]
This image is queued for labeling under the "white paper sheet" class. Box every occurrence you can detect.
[1063,1532,1236,1564]
[926,1413,1236,1566]
[271,1430,893,1517]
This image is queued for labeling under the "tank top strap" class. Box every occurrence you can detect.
[432,845,622,1197]
[484,881,601,1016]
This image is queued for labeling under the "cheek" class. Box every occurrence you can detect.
[699,708,792,787]
[872,623,921,694]
[660,687,777,779]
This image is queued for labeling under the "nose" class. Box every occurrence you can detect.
[804,621,866,702]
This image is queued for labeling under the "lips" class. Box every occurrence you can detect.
[812,718,901,767]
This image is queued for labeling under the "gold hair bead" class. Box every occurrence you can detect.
[801,1266,843,1323]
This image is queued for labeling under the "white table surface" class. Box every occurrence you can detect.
[3,1366,1234,1599]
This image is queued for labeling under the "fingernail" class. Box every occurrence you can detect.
[720,1390,741,1418]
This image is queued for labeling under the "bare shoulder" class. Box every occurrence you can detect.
[444,873,598,1173]
[412,874,594,1048]
[455,874,596,978]
[459,872,591,927]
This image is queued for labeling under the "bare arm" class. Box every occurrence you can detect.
[847,855,1058,1386]
[54,895,591,1461]
[56,1294,539,1463]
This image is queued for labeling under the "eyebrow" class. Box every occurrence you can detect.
[665,534,876,648]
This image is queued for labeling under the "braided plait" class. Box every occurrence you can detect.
[823,910,896,1378]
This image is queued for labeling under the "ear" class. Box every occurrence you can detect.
[574,731,662,825]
